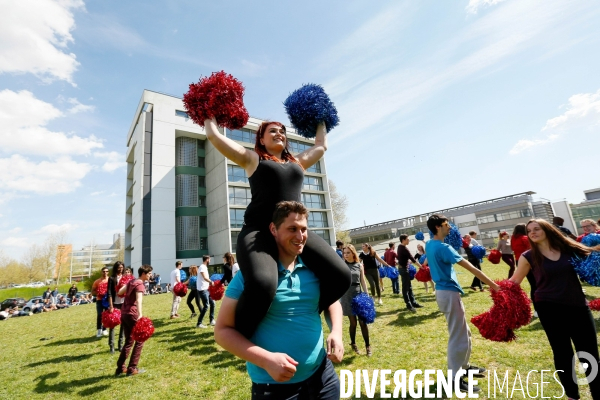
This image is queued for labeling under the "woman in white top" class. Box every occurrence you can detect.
[496,231,515,278]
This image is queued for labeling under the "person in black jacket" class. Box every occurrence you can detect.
[221,252,235,286]
[107,261,125,354]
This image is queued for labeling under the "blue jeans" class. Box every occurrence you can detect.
[391,278,399,294]
[96,300,107,330]
[197,289,215,325]
[251,357,339,400]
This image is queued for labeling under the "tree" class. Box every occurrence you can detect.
[22,244,46,283]
[328,180,350,243]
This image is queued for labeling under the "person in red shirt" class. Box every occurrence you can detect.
[115,264,153,377]
[383,243,399,294]
[91,267,110,338]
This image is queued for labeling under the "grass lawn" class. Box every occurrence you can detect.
[2,261,599,399]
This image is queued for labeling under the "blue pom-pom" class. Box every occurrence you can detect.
[415,232,424,241]
[210,273,224,282]
[385,266,399,279]
[351,293,376,324]
[101,294,110,308]
[283,84,339,138]
[408,265,417,280]
[573,251,600,286]
[444,223,463,251]
[180,270,187,281]
[378,266,386,278]
[419,255,427,264]
[472,245,487,259]
[582,233,600,247]
[429,230,435,239]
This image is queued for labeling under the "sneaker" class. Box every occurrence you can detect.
[366,346,373,357]
[115,366,127,377]
[126,367,146,376]
[351,343,360,355]
[533,311,539,318]
[170,314,179,319]
[96,329,102,338]
[469,287,477,291]
[102,330,109,336]
[378,299,383,305]
[210,319,216,326]
[466,364,486,377]
[190,313,197,319]
[413,303,424,308]
[197,324,207,328]
[407,307,417,313]
[457,377,481,393]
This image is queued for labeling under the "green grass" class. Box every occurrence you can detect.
[2,261,598,399]
[0,283,74,302]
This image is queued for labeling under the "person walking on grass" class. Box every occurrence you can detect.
[397,234,423,312]
[415,243,435,294]
[115,264,153,377]
[463,235,484,292]
[496,231,516,278]
[170,261,182,319]
[91,267,110,337]
[360,243,390,305]
[107,261,125,354]
[196,255,215,328]
[184,265,200,319]
[426,214,500,393]
[383,242,399,295]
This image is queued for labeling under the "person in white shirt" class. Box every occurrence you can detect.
[232,262,239,277]
[196,255,215,328]
[468,231,481,246]
[170,261,183,319]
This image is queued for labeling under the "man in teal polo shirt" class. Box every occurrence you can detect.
[426,214,500,394]
[215,200,344,399]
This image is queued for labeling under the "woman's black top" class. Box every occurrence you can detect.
[222,263,233,285]
[359,252,378,270]
[244,160,304,229]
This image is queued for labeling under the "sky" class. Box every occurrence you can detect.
[1,0,599,259]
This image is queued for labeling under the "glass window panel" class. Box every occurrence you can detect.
[306,162,321,173]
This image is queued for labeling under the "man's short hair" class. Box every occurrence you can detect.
[468,230,477,236]
[336,240,344,248]
[202,255,210,262]
[399,234,408,242]
[176,261,182,267]
[427,214,448,235]
[272,201,308,229]
[552,216,564,226]
[138,264,153,277]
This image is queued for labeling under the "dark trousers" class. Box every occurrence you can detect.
[95,300,106,330]
[399,268,416,307]
[197,289,215,325]
[501,254,516,278]
[251,357,339,400]
[536,302,600,399]
[391,277,399,294]
[364,268,381,298]
[469,258,483,290]
[108,303,124,348]
[187,289,200,313]
[235,226,351,338]
[117,314,144,370]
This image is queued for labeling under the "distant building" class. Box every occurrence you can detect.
[570,188,600,235]
[349,192,554,248]
[69,233,124,280]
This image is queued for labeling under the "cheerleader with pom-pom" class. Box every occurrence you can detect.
[397,235,423,312]
[91,267,110,338]
[106,261,125,354]
[496,231,516,278]
[116,264,153,377]
[340,245,372,356]
[463,235,485,292]
[510,219,600,400]
[360,243,391,305]
[415,244,435,294]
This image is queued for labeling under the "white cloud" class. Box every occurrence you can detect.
[0,237,30,248]
[94,151,125,172]
[466,0,507,14]
[0,0,84,84]
[90,191,104,196]
[509,134,559,155]
[67,97,95,114]
[542,89,600,131]
[0,90,104,156]
[0,155,93,193]
[35,223,78,234]
[9,227,22,234]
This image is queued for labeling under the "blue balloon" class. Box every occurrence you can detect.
[408,265,417,280]
[472,245,487,259]
[582,233,600,247]
[573,251,600,286]
[415,232,425,241]
[351,293,376,324]
[283,84,339,138]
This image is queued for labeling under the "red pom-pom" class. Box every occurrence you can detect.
[488,250,502,264]
[173,282,187,297]
[117,275,135,298]
[101,309,122,329]
[183,71,249,130]
[471,279,532,342]
[589,299,600,311]
[462,239,469,249]
[415,266,432,282]
[131,317,155,342]
[97,281,108,296]
[209,280,225,301]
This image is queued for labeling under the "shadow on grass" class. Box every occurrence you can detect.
[204,351,246,369]
[388,309,442,326]
[34,371,112,395]
[27,353,100,368]
[522,319,544,331]
[44,336,102,347]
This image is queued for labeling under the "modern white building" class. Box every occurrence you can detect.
[69,233,124,280]
[125,90,336,277]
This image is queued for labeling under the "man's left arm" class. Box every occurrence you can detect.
[323,301,344,363]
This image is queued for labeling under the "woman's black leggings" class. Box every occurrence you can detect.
[235,226,351,338]
[502,254,516,278]
[469,258,483,290]
[536,302,600,399]
[187,288,200,313]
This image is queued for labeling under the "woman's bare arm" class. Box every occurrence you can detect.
[296,122,327,169]
[204,118,259,175]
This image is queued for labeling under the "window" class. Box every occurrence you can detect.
[176,175,198,207]
[199,196,206,207]
[200,216,207,228]
[308,212,328,228]
[176,137,197,167]
[198,157,205,168]
[476,209,532,224]
[199,176,206,187]
[303,176,323,191]
[228,165,249,183]
[200,237,208,250]
[230,209,245,228]
[306,162,321,173]
[229,187,252,205]
[177,216,199,251]
[312,229,330,242]
[175,110,189,118]
[288,139,311,154]
[231,231,240,252]
[302,193,325,209]
[458,221,477,228]
[226,128,256,143]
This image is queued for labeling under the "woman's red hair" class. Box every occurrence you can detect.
[254,121,302,166]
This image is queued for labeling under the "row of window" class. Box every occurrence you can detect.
[350,232,396,245]
[229,209,328,229]
[176,175,207,208]
[478,227,517,239]
[571,204,600,223]
[176,216,208,251]
[476,209,531,224]
[228,187,326,209]
[458,221,477,228]
[228,165,324,190]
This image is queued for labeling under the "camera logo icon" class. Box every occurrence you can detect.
[573,352,598,386]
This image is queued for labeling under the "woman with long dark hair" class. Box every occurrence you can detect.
[184,265,200,319]
[359,243,390,305]
[340,245,372,356]
[222,252,235,286]
[496,231,516,278]
[107,261,125,354]
[510,219,600,400]
[205,118,350,337]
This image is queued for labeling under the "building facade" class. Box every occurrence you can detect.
[69,234,124,280]
[125,90,335,277]
[570,188,600,235]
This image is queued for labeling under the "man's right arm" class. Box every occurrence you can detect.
[456,259,500,291]
[214,296,298,382]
